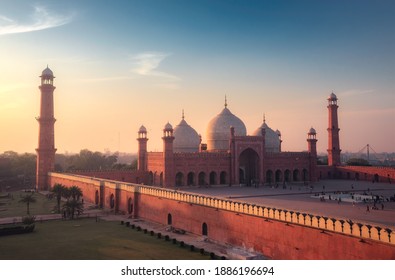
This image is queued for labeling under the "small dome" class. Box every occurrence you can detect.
[253,120,280,152]
[164,122,173,130]
[206,106,247,150]
[138,125,147,133]
[308,127,316,134]
[41,66,53,77]
[328,92,337,100]
[173,118,200,153]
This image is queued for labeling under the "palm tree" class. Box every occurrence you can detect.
[62,199,84,219]
[19,193,36,215]
[69,186,83,201]
[51,184,66,213]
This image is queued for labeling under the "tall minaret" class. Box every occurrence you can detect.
[307,127,318,181]
[137,125,148,171]
[327,92,341,166]
[36,66,57,191]
[162,122,175,188]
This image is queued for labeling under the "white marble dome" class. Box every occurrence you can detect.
[253,120,280,152]
[206,106,247,151]
[173,117,200,153]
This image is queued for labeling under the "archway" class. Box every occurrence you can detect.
[239,148,260,186]
[175,172,184,186]
[284,169,291,182]
[110,194,115,209]
[187,172,195,186]
[202,222,208,236]
[167,213,172,225]
[149,171,154,185]
[127,197,133,214]
[302,169,308,182]
[95,190,99,205]
[209,172,217,185]
[220,171,227,184]
[275,170,282,183]
[160,172,163,186]
[239,168,245,184]
[266,170,273,184]
[293,169,299,181]
[198,172,206,186]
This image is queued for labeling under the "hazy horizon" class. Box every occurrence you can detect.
[1,0,394,154]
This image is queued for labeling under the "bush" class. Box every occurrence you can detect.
[22,216,36,225]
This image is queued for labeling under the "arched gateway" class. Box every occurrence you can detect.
[238,148,260,185]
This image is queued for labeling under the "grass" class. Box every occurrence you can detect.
[0,191,57,218]
[0,218,210,260]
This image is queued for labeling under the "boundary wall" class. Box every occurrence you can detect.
[48,172,395,259]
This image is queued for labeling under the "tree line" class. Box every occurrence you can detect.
[0,149,137,189]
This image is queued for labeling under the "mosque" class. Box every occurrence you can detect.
[35,66,347,190]
[137,98,321,188]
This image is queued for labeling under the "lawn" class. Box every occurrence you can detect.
[0,218,210,260]
[0,191,57,218]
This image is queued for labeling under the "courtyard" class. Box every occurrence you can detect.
[179,179,395,229]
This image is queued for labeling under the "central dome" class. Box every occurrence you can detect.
[173,117,200,153]
[206,106,246,151]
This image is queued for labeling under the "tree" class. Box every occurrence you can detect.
[69,186,83,201]
[61,186,83,219]
[19,193,36,215]
[51,184,67,213]
[346,158,371,166]
[62,199,84,219]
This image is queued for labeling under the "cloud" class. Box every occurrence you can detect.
[0,6,74,36]
[339,89,375,97]
[129,52,180,81]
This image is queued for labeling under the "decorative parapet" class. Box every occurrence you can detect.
[48,172,395,245]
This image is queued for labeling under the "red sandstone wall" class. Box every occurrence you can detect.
[317,166,395,182]
[137,194,395,260]
[48,173,395,260]
[48,173,100,205]
[72,170,148,184]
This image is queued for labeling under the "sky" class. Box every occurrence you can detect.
[0,0,394,155]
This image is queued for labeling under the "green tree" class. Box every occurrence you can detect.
[19,193,37,215]
[69,186,83,201]
[60,186,83,219]
[51,184,67,213]
[62,199,84,219]
[346,158,371,166]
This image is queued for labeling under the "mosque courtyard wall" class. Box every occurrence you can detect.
[48,172,395,260]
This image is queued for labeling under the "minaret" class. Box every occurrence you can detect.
[36,66,57,191]
[307,127,318,181]
[327,92,341,166]
[162,122,175,188]
[137,125,148,171]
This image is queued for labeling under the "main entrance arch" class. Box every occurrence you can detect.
[238,148,260,186]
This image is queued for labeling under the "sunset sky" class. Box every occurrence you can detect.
[0,0,394,155]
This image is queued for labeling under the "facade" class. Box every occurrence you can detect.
[138,99,319,188]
